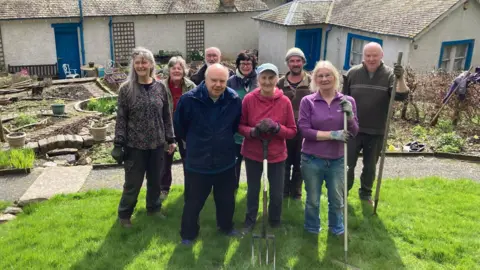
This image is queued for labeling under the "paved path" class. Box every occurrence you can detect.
[1,157,479,203]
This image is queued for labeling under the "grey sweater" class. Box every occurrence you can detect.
[342,63,408,135]
[114,80,174,149]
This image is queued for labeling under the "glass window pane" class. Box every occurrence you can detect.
[455,44,467,57]
[440,60,449,70]
[453,59,464,71]
[351,52,362,66]
[442,46,451,60]
[352,38,364,53]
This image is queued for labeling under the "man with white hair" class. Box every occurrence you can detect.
[190,47,234,85]
[343,42,409,205]
[174,63,242,245]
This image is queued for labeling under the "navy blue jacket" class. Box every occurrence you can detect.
[174,82,242,174]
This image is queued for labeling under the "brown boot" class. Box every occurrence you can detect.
[119,218,132,228]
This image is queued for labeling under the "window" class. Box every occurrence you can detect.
[343,33,383,70]
[438,39,474,71]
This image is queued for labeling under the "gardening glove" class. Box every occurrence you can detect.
[258,118,280,134]
[330,130,352,142]
[339,98,354,120]
[250,126,261,138]
[393,63,404,78]
[111,144,124,164]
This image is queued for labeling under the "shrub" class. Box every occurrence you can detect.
[13,114,38,127]
[87,98,117,115]
[436,132,465,153]
[401,68,480,126]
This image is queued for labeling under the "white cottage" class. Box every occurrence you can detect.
[253,0,480,74]
[0,0,268,78]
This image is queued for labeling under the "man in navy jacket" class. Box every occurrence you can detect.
[174,63,242,244]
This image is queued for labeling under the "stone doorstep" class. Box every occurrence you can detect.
[19,166,92,204]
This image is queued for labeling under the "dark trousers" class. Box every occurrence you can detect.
[347,132,383,200]
[118,146,165,219]
[284,133,303,197]
[160,139,186,192]
[244,158,285,227]
[180,167,236,240]
[234,143,243,190]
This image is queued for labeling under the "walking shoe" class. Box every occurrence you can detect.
[147,211,166,219]
[119,218,132,228]
[181,239,194,246]
[224,229,242,238]
[160,190,169,201]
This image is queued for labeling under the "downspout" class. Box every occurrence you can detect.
[109,16,114,61]
[323,0,335,60]
[323,25,331,60]
[78,0,86,65]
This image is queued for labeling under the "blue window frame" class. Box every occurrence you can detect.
[438,39,475,71]
[343,33,383,70]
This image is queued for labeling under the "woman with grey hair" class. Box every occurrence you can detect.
[111,47,176,228]
[160,56,196,200]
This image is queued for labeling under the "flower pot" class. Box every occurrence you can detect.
[89,62,95,68]
[89,125,108,141]
[6,132,26,148]
[51,104,65,115]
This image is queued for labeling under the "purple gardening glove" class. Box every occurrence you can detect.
[258,118,280,134]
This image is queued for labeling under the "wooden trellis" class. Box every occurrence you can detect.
[112,22,136,65]
[0,27,5,71]
[186,20,205,60]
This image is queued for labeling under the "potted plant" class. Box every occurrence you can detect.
[6,132,26,148]
[89,119,108,141]
[51,99,65,115]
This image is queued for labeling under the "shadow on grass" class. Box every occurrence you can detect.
[168,187,249,269]
[71,190,185,270]
[318,200,406,269]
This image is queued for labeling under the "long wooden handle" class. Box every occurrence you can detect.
[373,52,403,215]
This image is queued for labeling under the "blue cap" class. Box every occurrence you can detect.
[256,63,279,76]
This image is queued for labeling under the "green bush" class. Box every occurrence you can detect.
[412,125,428,139]
[436,119,454,134]
[436,132,465,153]
[87,98,117,115]
[13,114,38,127]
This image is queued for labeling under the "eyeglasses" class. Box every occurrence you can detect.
[240,62,252,67]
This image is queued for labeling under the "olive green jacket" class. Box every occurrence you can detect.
[161,77,196,114]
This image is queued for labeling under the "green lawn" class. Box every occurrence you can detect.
[0,177,479,269]
[0,200,11,212]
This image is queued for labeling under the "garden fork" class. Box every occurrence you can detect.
[251,139,276,270]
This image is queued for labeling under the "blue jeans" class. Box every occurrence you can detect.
[300,153,345,235]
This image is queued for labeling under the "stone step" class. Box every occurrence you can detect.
[19,166,92,205]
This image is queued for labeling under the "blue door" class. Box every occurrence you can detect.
[52,23,81,79]
[295,29,322,71]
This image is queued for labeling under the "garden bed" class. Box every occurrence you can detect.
[0,148,35,175]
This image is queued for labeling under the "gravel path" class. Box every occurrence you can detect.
[81,157,480,192]
[0,168,44,201]
[1,157,478,202]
